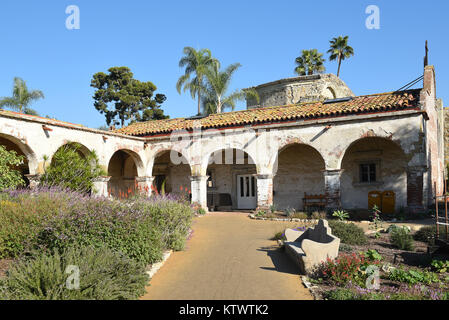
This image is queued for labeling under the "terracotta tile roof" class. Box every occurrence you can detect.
[0,109,87,129]
[113,88,422,136]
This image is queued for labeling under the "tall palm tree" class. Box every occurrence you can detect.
[176,47,218,115]
[327,36,354,77]
[294,49,326,76]
[0,77,44,113]
[201,62,258,114]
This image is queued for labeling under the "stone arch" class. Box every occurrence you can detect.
[48,141,93,166]
[272,142,326,211]
[339,136,408,212]
[147,147,192,177]
[337,134,407,170]
[200,144,261,176]
[204,147,258,210]
[150,148,192,196]
[323,86,337,99]
[107,149,145,198]
[269,139,326,175]
[0,133,38,180]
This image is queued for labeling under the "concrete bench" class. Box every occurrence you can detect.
[284,219,340,275]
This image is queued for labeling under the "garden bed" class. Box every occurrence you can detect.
[0,188,195,300]
[305,232,449,300]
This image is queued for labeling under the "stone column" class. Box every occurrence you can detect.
[190,175,208,211]
[407,166,427,212]
[92,176,111,197]
[25,174,42,189]
[255,174,274,210]
[323,169,343,210]
[135,176,155,198]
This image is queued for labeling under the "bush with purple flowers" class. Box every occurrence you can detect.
[0,188,194,266]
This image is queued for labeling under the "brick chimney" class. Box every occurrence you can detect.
[420,65,436,108]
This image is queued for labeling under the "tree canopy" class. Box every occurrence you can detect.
[0,77,44,114]
[40,143,104,194]
[0,145,25,191]
[294,49,326,76]
[201,62,258,114]
[91,67,168,128]
[327,36,354,77]
[176,47,218,116]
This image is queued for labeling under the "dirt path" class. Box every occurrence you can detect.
[141,212,313,300]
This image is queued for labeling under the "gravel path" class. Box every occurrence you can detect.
[141,212,313,300]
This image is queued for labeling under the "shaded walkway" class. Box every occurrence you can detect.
[141,212,313,300]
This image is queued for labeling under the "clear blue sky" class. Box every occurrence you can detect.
[0,0,447,128]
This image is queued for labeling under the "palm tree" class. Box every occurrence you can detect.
[294,49,326,76]
[201,62,259,114]
[0,77,44,113]
[176,47,218,115]
[327,36,354,77]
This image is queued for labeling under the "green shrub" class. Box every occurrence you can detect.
[363,249,382,262]
[414,225,446,244]
[390,227,414,251]
[326,288,358,300]
[332,210,349,221]
[387,268,440,285]
[328,221,368,245]
[320,252,380,286]
[0,191,66,258]
[40,143,104,193]
[290,212,308,219]
[0,145,25,191]
[272,231,285,241]
[339,243,353,253]
[0,189,194,265]
[284,207,296,217]
[311,211,327,220]
[132,198,193,251]
[431,260,449,273]
[0,246,149,300]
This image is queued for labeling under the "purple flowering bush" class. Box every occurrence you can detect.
[0,188,194,266]
[326,282,449,300]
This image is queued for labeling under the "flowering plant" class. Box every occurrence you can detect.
[320,252,381,286]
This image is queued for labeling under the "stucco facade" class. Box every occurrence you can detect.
[0,66,444,214]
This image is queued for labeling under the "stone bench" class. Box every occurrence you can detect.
[284,219,340,275]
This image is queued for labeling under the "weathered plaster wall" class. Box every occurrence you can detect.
[0,101,437,212]
[273,144,325,210]
[0,115,147,177]
[340,137,408,210]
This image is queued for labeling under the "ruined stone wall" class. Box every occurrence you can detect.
[246,74,355,108]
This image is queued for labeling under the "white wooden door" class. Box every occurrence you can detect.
[237,175,257,209]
